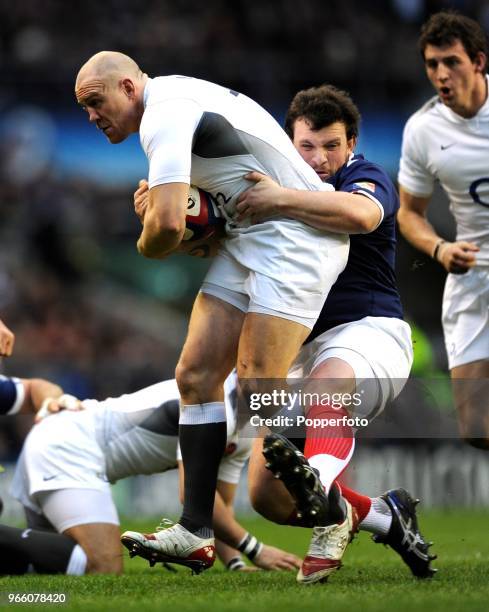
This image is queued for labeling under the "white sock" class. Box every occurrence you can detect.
[66,544,87,575]
[179,402,226,425]
[360,496,392,536]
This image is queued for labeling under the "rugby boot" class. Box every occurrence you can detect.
[263,433,331,527]
[121,520,215,574]
[297,487,358,584]
[372,488,437,578]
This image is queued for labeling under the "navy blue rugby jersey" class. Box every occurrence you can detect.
[0,375,21,415]
[307,154,403,342]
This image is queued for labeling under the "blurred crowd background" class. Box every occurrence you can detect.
[0,0,487,462]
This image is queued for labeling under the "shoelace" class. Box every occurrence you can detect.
[309,524,348,559]
[153,519,195,551]
[156,518,175,532]
[397,514,428,555]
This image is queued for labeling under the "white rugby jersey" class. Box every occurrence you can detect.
[12,373,250,507]
[399,75,489,265]
[140,76,333,228]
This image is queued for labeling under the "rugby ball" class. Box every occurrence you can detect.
[184,186,225,241]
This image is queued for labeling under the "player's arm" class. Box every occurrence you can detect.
[134,179,220,258]
[398,186,479,274]
[0,318,14,357]
[136,182,188,258]
[236,171,380,234]
[0,377,63,417]
[138,99,203,258]
[214,479,300,571]
[212,483,257,572]
[21,378,64,413]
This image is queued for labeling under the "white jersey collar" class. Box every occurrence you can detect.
[143,77,153,108]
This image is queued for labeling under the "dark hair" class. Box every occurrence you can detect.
[419,10,488,68]
[285,84,361,140]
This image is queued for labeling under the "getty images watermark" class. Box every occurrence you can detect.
[247,389,369,429]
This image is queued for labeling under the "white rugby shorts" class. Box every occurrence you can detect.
[442,267,489,369]
[202,219,349,329]
[10,410,111,519]
[32,488,119,533]
[288,316,413,419]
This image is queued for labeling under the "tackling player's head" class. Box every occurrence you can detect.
[418,11,487,118]
[285,85,361,180]
[75,51,148,143]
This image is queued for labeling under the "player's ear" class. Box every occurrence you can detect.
[347,136,357,155]
[474,51,487,73]
[121,78,136,99]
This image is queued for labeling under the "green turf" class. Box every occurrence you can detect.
[1,511,488,611]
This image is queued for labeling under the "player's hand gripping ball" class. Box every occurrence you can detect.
[184,186,225,241]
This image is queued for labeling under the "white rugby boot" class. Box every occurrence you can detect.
[121,520,215,574]
[297,499,357,584]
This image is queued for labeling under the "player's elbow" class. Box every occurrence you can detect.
[138,223,185,258]
[350,210,380,234]
[397,198,428,229]
[396,207,412,237]
[356,214,378,234]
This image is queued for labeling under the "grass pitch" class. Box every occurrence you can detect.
[1,511,488,611]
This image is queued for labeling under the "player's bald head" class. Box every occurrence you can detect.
[76,51,144,88]
[75,51,147,144]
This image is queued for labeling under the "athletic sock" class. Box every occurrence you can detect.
[179,402,227,538]
[0,525,83,575]
[339,483,372,522]
[66,544,88,575]
[359,496,392,536]
[304,404,355,494]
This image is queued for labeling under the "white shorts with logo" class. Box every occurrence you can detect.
[10,410,116,530]
[442,267,489,369]
[203,219,349,329]
[288,316,413,419]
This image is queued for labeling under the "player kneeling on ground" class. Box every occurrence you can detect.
[0,374,299,575]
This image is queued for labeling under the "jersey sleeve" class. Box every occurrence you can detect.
[140,98,204,189]
[340,160,398,230]
[398,116,435,197]
[0,376,25,415]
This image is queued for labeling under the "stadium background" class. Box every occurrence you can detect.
[1,0,488,520]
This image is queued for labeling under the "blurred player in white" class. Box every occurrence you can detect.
[0,374,299,575]
[397,11,489,448]
[75,51,348,570]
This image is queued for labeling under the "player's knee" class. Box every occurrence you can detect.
[237,357,269,379]
[86,549,123,575]
[175,361,217,400]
